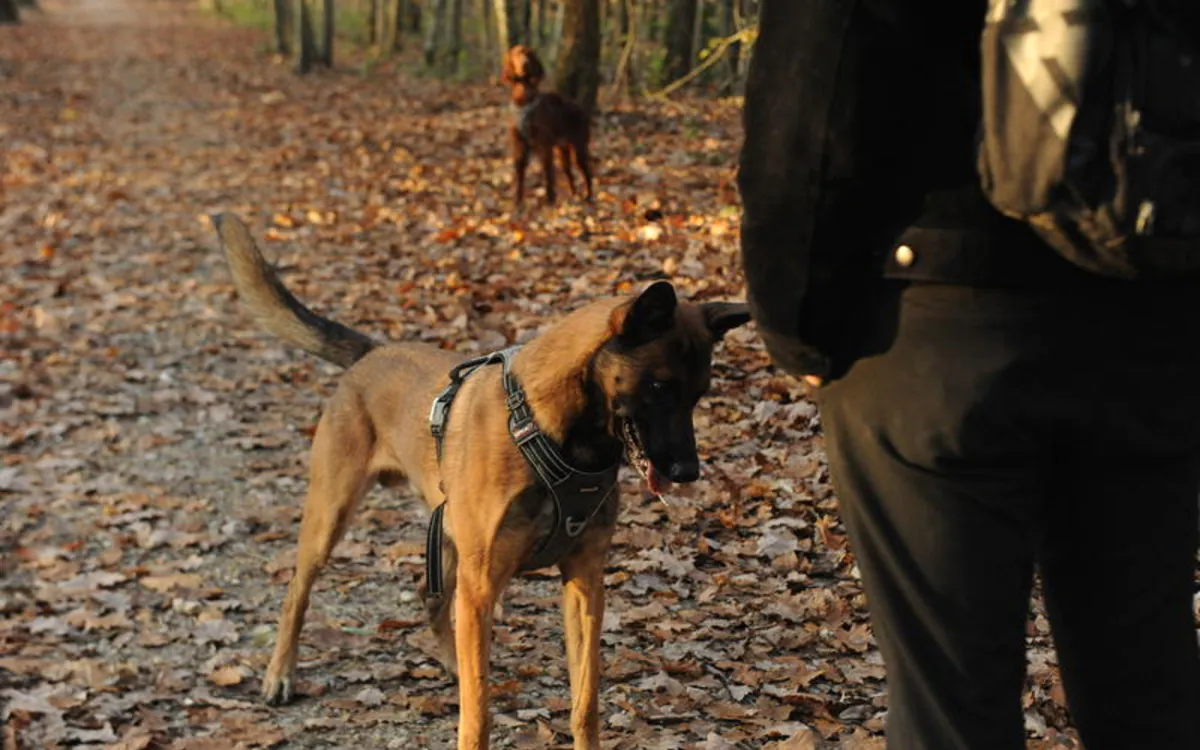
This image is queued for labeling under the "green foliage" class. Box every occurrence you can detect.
[212,0,273,30]
[336,4,374,47]
[644,48,668,90]
[217,0,377,50]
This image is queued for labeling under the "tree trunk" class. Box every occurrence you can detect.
[492,0,513,55]
[0,0,18,23]
[448,0,463,72]
[294,0,317,73]
[518,0,531,45]
[547,0,565,64]
[608,0,636,101]
[665,0,697,82]
[393,0,408,49]
[318,0,334,67]
[424,0,447,67]
[273,0,292,55]
[553,0,600,115]
[476,0,494,75]
[720,0,738,93]
[531,0,546,47]
[376,0,389,50]
[408,0,422,32]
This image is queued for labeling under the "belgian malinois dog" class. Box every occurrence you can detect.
[212,214,749,750]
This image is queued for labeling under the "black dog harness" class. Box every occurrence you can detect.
[425,347,619,597]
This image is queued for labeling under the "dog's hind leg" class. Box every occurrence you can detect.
[262,408,373,705]
[560,546,608,749]
[570,131,593,202]
[540,143,557,205]
[422,539,458,677]
[557,144,578,197]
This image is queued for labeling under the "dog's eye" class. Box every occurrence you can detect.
[650,380,668,391]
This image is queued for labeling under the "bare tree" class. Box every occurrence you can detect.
[492,0,513,58]
[405,0,422,32]
[691,0,705,73]
[665,0,697,82]
[318,0,334,67]
[293,0,318,73]
[395,0,408,46]
[448,0,463,72]
[273,0,292,55]
[531,0,546,47]
[719,0,739,92]
[547,0,565,63]
[0,0,18,24]
[516,0,530,45]
[475,0,495,73]
[424,0,448,67]
[607,0,636,101]
[392,0,417,49]
[553,0,600,114]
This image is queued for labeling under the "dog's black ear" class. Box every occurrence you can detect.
[526,52,545,83]
[700,302,751,340]
[617,281,678,346]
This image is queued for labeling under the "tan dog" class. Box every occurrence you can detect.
[212,214,749,750]
[501,44,593,206]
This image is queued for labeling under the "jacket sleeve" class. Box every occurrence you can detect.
[737,0,927,378]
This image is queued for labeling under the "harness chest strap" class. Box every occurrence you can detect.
[425,347,619,598]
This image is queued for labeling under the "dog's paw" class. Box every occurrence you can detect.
[261,672,293,705]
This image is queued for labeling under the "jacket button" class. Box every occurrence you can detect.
[894,244,915,267]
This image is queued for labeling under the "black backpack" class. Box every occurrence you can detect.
[978,0,1200,279]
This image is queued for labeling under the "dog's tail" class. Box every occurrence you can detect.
[211,213,378,369]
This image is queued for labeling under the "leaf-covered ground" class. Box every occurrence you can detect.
[2,1,1095,748]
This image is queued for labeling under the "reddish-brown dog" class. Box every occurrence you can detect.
[501,44,593,207]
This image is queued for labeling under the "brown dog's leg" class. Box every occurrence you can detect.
[560,549,608,749]
[262,411,372,705]
[422,540,458,677]
[512,128,530,207]
[557,145,578,197]
[453,528,525,750]
[540,143,557,205]
[572,135,593,202]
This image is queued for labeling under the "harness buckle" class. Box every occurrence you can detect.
[429,394,452,437]
[510,418,538,444]
[506,387,526,412]
[564,516,587,537]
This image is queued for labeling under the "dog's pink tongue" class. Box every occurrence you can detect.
[647,465,673,496]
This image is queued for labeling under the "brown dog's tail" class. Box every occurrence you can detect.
[211,213,378,369]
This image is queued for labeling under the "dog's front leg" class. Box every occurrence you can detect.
[560,549,608,749]
[454,575,493,750]
[454,545,521,750]
[512,128,530,208]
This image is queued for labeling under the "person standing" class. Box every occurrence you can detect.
[737,1,1200,748]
